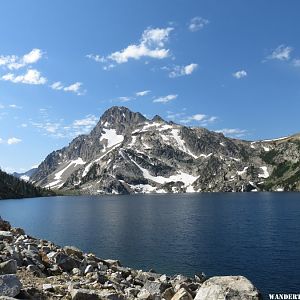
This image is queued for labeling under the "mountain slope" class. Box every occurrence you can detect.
[0,169,54,199]
[30,106,300,194]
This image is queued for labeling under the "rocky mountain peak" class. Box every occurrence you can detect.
[152,115,165,123]
[29,106,300,194]
[90,106,147,136]
[101,106,146,126]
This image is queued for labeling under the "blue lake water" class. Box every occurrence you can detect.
[0,193,299,297]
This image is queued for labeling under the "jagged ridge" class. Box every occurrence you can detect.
[29,106,300,194]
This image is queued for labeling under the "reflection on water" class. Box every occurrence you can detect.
[0,192,300,297]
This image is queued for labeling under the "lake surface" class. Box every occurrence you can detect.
[0,193,299,297]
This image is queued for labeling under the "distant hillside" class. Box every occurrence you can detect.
[13,167,38,182]
[0,169,55,200]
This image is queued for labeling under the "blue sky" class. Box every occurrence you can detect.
[1,0,300,172]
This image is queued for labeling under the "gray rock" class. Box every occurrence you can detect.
[26,264,45,277]
[42,283,53,291]
[72,267,83,276]
[70,288,101,300]
[97,262,108,272]
[171,288,193,300]
[0,260,17,275]
[84,264,94,274]
[162,287,175,300]
[104,259,121,267]
[136,271,161,282]
[143,280,170,296]
[137,289,151,300]
[125,287,140,297]
[0,219,11,231]
[64,246,83,259]
[194,276,262,300]
[54,252,80,272]
[98,290,125,300]
[0,274,22,297]
[0,232,13,243]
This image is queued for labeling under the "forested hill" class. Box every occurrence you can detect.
[0,169,55,200]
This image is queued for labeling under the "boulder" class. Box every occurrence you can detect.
[171,288,193,300]
[194,276,262,300]
[70,288,101,300]
[98,290,125,300]
[0,260,17,275]
[143,280,170,296]
[64,246,83,259]
[0,219,11,231]
[84,264,94,274]
[0,232,13,243]
[104,259,121,267]
[42,283,53,291]
[137,288,151,300]
[0,274,22,297]
[162,287,175,300]
[54,252,80,272]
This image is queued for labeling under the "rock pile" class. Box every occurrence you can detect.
[0,217,262,299]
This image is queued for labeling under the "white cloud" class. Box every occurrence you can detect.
[267,45,293,61]
[1,69,47,85]
[118,96,132,102]
[189,17,209,32]
[21,123,28,128]
[233,70,247,79]
[9,104,22,109]
[136,90,151,96]
[89,27,173,66]
[50,81,84,95]
[0,48,43,70]
[63,82,83,95]
[292,59,300,67]
[153,94,177,103]
[31,110,98,138]
[103,64,116,71]
[166,111,186,120]
[0,104,5,109]
[22,49,43,65]
[7,137,22,145]
[0,138,3,144]
[50,81,64,90]
[169,63,198,78]
[216,128,247,138]
[73,115,98,128]
[180,114,217,125]
[86,54,107,63]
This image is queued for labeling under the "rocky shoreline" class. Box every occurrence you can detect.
[0,217,262,299]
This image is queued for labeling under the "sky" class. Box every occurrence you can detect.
[1,0,300,173]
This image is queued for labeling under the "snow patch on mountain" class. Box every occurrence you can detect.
[100,129,124,150]
[258,166,269,178]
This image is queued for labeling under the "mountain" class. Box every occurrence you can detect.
[0,168,54,200]
[13,167,38,182]
[30,106,300,194]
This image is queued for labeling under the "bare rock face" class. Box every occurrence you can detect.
[171,287,193,300]
[194,276,262,300]
[0,260,17,275]
[0,274,22,297]
[28,106,300,194]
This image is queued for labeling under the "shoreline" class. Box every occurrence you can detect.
[0,217,262,299]
[0,189,296,202]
